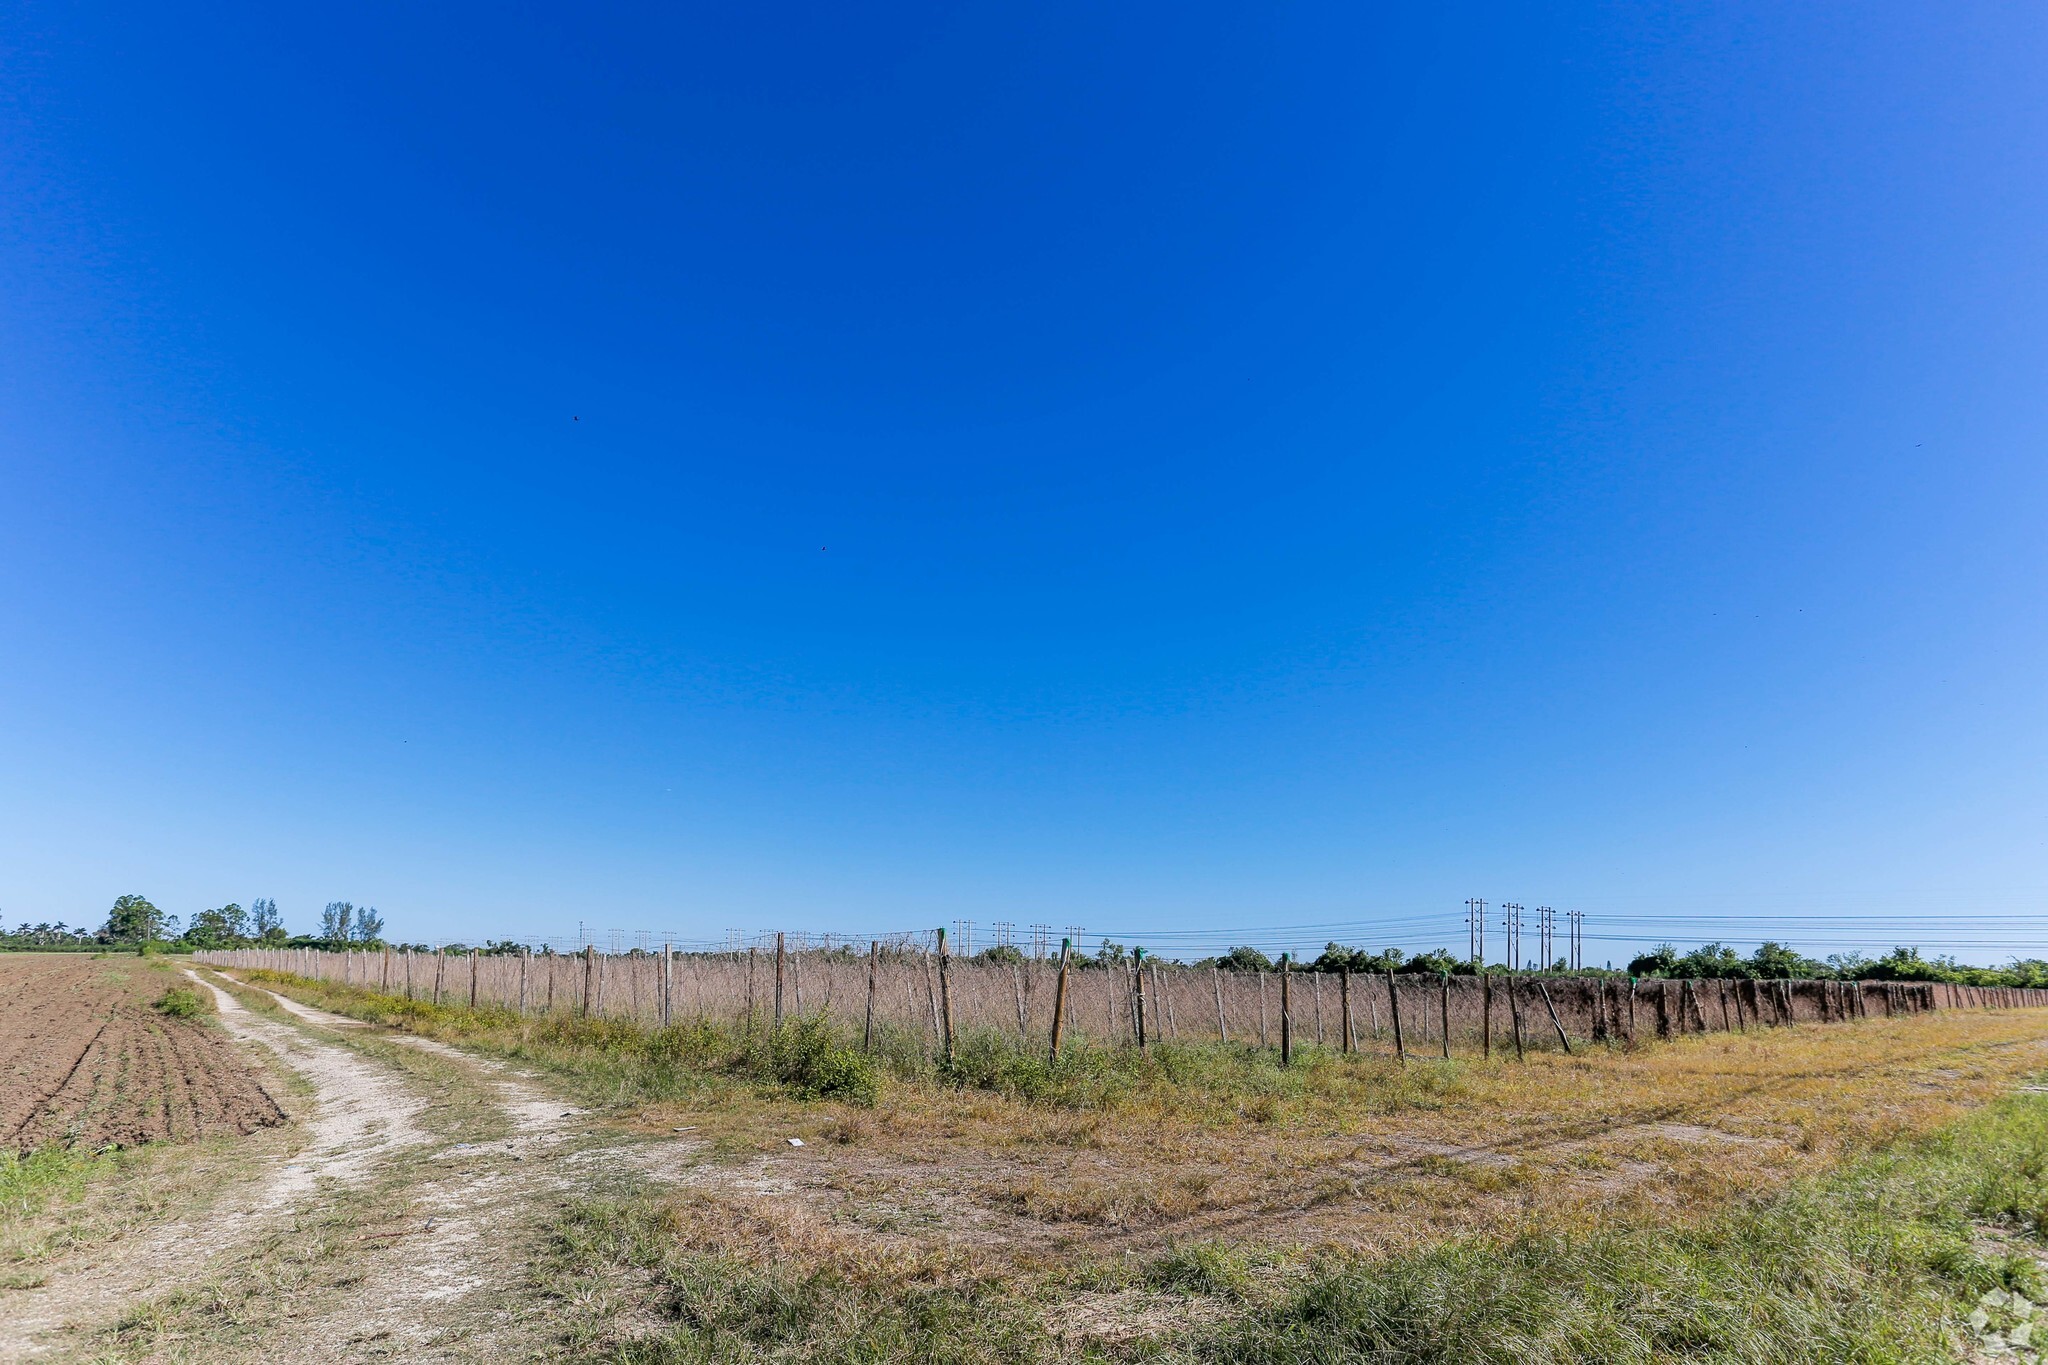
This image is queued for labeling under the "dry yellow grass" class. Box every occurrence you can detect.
[623,1008,2048,1287]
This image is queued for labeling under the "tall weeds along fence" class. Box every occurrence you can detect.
[197,942,2048,1060]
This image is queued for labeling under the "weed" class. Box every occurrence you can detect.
[545,1195,1053,1363]
[154,984,212,1019]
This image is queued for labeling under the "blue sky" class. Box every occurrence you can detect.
[3,3,2045,962]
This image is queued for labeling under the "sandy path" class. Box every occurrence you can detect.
[0,973,433,1362]
[217,978,589,1361]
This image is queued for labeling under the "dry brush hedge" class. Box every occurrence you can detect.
[199,944,2042,1059]
[1,954,285,1153]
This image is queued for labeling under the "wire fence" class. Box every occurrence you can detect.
[195,941,2047,1059]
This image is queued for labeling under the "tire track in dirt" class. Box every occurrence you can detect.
[214,977,592,1362]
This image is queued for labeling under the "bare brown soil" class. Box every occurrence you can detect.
[0,954,285,1153]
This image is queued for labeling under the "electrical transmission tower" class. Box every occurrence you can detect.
[1465,898,1488,967]
[1536,906,1554,968]
[1502,903,1524,969]
[1029,924,1051,959]
[1566,909,1584,971]
[953,920,975,956]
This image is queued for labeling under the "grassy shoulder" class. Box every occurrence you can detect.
[548,1087,2048,1362]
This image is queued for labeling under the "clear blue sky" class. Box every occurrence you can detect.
[3,4,2045,963]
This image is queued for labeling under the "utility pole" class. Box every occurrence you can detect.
[1465,898,1487,968]
[1502,903,1524,970]
[954,919,974,957]
[1537,906,1554,969]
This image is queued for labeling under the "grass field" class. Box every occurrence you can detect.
[8,955,2046,1362]
[229,966,2048,1362]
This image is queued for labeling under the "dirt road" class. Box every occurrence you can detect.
[1,969,622,1363]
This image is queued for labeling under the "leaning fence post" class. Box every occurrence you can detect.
[1537,979,1573,1055]
[1050,939,1073,1061]
[1387,971,1407,1062]
[1212,967,1227,1043]
[580,945,593,1018]
[434,947,447,1006]
[864,940,879,1053]
[1279,954,1292,1066]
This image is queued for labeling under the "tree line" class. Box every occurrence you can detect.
[0,894,406,953]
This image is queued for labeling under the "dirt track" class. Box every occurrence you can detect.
[0,966,609,1363]
[0,955,284,1154]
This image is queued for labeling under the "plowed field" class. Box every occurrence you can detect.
[0,954,285,1153]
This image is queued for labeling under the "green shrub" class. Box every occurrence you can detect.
[766,1015,878,1106]
[153,985,211,1019]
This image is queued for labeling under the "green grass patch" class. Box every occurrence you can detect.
[1,1144,123,1224]
[1176,1089,2048,1363]
[546,1194,1059,1363]
[153,983,212,1018]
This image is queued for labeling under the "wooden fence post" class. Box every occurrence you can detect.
[937,927,955,1064]
[1012,962,1029,1041]
[518,950,529,1016]
[1340,968,1353,1054]
[1258,971,1269,1048]
[1212,967,1227,1043]
[1440,972,1451,1060]
[1508,972,1526,1061]
[744,946,757,1031]
[580,945,594,1018]
[1537,979,1573,1055]
[434,948,446,1006]
[1050,939,1073,1060]
[1481,972,1492,1058]
[469,949,479,1010]
[1279,954,1292,1066]
[864,941,879,1053]
[1387,971,1407,1062]
[1313,971,1324,1045]
[1133,949,1148,1049]
[774,932,786,1027]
